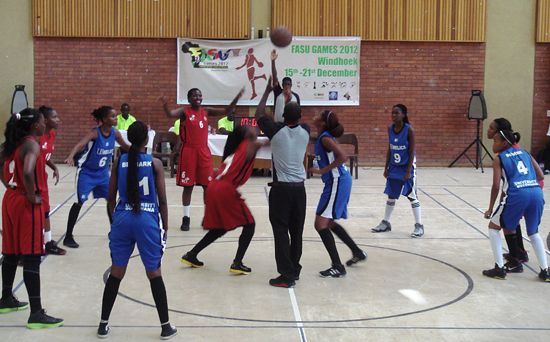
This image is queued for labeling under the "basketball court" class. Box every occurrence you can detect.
[1,165,549,341]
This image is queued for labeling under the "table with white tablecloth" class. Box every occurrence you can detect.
[208,134,271,169]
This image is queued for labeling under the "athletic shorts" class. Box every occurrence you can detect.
[42,189,50,218]
[76,168,109,203]
[491,188,544,236]
[203,180,254,230]
[384,174,417,200]
[176,145,213,187]
[316,176,351,220]
[109,210,165,272]
[2,188,44,255]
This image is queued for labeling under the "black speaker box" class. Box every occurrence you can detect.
[468,90,487,120]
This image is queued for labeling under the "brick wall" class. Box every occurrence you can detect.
[532,44,550,156]
[34,38,485,166]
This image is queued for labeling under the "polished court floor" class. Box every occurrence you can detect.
[1,165,549,342]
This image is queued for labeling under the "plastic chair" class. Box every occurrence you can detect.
[336,133,359,179]
[152,132,180,178]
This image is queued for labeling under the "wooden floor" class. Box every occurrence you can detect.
[1,166,549,342]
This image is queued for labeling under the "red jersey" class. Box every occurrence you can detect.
[180,107,208,147]
[214,140,255,187]
[11,136,47,195]
[40,129,56,162]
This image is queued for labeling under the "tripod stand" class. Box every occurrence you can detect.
[449,119,493,172]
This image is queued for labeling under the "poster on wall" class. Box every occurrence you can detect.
[177,36,360,106]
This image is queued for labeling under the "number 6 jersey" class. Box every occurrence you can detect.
[78,127,115,173]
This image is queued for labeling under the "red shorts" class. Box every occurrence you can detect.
[176,145,213,187]
[203,180,254,230]
[42,190,50,217]
[2,189,44,255]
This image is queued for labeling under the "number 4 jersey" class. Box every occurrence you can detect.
[499,147,540,193]
[78,127,115,173]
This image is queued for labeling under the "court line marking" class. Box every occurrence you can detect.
[444,187,550,257]
[12,198,100,294]
[1,324,549,331]
[263,185,307,342]
[420,188,539,274]
[115,240,473,324]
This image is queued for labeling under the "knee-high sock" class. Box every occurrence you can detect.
[189,229,226,256]
[234,223,255,263]
[504,233,521,259]
[100,274,122,321]
[318,228,342,266]
[330,223,362,255]
[515,225,526,252]
[489,229,504,268]
[150,276,169,325]
[529,233,549,270]
[409,199,422,224]
[66,202,82,238]
[1,255,18,299]
[384,199,396,222]
[22,256,42,314]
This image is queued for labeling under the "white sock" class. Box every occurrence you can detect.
[44,230,52,243]
[183,205,190,217]
[489,229,504,268]
[410,199,422,224]
[384,199,396,222]
[529,233,549,270]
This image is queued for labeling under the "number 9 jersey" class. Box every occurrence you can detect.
[387,123,415,180]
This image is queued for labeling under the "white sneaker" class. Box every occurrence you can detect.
[371,220,391,233]
[411,223,424,238]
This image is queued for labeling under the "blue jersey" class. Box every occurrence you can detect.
[314,131,351,183]
[115,153,158,214]
[78,127,116,173]
[499,147,540,194]
[387,123,415,180]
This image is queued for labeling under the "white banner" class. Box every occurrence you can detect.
[177,37,360,106]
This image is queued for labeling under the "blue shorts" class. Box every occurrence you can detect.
[491,188,544,236]
[316,175,351,220]
[76,169,109,203]
[109,210,165,272]
[384,176,417,200]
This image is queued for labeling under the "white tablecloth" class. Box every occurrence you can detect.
[115,130,156,154]
[208,134,271,160]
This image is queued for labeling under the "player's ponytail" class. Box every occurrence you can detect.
[320,110,344,138]
[394,104,409,124]
[126,121,149,213]
[1,108,41,157]
[498,129,517,146]
[493,118,520,143]
[223,125,248,161]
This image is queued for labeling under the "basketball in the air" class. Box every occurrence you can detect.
[270,27,292,47]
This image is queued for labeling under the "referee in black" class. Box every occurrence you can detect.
[256,78,310,288]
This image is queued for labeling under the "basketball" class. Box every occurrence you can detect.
[547,231,550,250]
[270,26,292,47]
